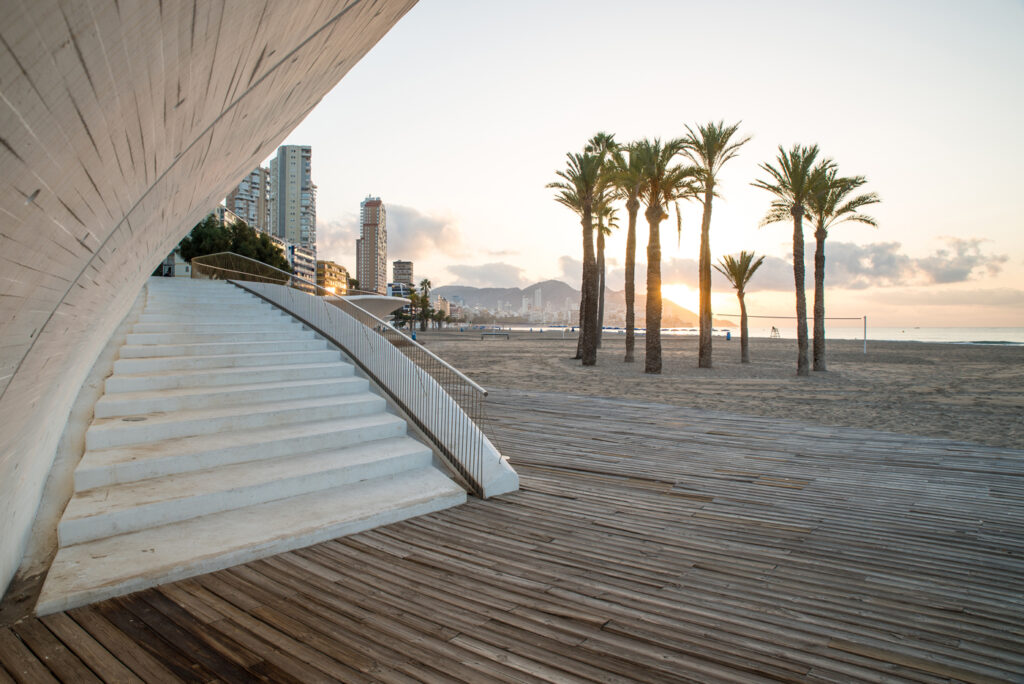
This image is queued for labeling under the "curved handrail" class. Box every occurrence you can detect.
[188,252,517,498]
[191,253,488,396]
[191,251,382,296]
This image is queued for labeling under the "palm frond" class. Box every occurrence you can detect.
[714,250,765,292]
[753,144,834,222]
[681,120,751,196]
[804,164,881,235]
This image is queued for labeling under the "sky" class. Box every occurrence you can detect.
[276,0,1024,327]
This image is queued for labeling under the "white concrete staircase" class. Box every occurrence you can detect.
[36,277,467,615]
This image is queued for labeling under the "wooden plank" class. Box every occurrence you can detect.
[38,612,142,684]
[0,628,59,684]
[190,573,376,683]
[10,619,102,684]
[66,605,184,683]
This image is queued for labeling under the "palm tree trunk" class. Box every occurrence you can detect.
[738,291,750,363]
[792,208,809,376]
[698,190,714,368]
[624,198,638,363]
[581,209,599,366]
[645,206,663,374]
[574,285,586,359]
[596,229,605,349]
[813,227,826,371]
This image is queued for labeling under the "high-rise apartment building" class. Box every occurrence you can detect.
[392,260,413,286]
[269,145,316,252]
[225,167,270,233]
[356,196,387,294]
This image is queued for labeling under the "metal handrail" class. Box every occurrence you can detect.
[190,253,488,395]
[189,252,384,297]
[189,252,509,497]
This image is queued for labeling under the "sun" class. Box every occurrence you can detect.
[661,284,700,314]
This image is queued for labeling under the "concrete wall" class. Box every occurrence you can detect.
[0,0,416,598]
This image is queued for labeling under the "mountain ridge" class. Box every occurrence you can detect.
[435,281,735,327]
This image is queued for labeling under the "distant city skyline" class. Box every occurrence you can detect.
[272,1,1023,327]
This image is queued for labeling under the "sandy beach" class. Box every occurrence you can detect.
[418,330,1024,449]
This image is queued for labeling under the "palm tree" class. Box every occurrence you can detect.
[805,167,880,371]
[714,251,765,364]
[595,201,618,347]
[634,138,698,374]
[586,132,618,351]
[418,278,433,332]
[752,144,832,376]
[681,121,751,369]
[608,143,645,363]
[547,151,606,366]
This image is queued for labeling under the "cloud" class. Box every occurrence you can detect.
[558,256,581,285]
[739,256,794,291]
[388,205,463,260]
[554,237,1008,296]
[915,238,1009,284]
[866,287,1024,309]
[447,262,528,288]
[818,238,1007,289]
[317,217,360,263]
[823,241,914,289]
[315,204,464,266]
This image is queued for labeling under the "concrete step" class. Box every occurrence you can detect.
[140,306,275,317]
[86,393,386,450]
[137,310,286,322]
[145,291,261,299]
[75,412,410,490]
[118,337,327,358]
[37,467,467,615]
[142,297,272,308]
[60,436,434,546]
[112,348,342,374]
[124,329,316,345]
[131,320,304,334]
[104,361,355,393]
[95,376,369,418]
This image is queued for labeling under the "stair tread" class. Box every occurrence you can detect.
[109,361,353,383]
[126,330,313,342]
[65,436,432,521]
[89,392,383,432]
[38,467,466,614]
[116,348,339,365]
[119,338,326,356]
[97,376,362,408]
[78,412,408,473]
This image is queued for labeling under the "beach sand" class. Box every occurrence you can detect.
[417,330,1024,449]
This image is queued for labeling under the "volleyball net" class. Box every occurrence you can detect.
[716,313,868,353]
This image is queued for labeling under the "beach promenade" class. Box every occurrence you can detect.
[2,366,1022,681]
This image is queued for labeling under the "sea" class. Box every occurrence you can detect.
[498,324,1024,345]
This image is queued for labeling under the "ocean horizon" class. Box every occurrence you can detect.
[499,325,1024,345]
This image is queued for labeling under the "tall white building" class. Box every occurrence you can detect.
[269,145,316,252]
[356,196,387,294]
[225,167,270,233]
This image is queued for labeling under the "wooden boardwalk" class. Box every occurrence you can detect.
[2,389,1022,682]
